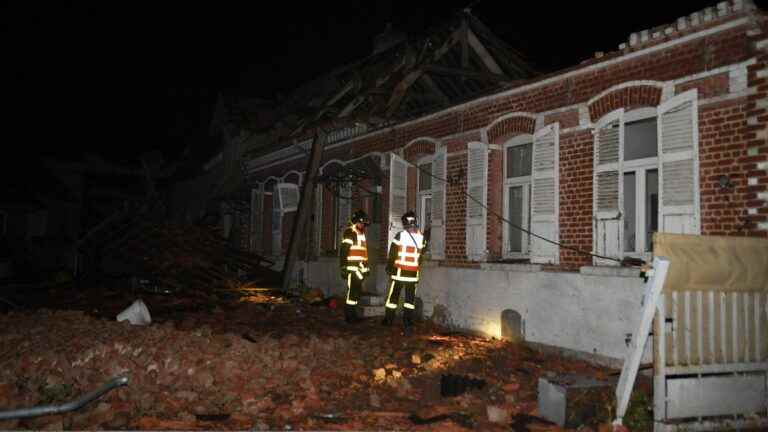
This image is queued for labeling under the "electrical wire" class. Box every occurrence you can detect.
[266,132,625,264]
[399,156,624,264]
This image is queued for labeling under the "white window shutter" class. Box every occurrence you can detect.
[593,109,624,266]
[277,182,300,212]
[388,153,408,247]
[271,192,282,254]
[338,182,351,233]
[658,89,700,235]
[430,146,447,259]
[530,123,559,264]
[250,186,263,253]
[466,141,488,261]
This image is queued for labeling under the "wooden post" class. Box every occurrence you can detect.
[281,130,326,292]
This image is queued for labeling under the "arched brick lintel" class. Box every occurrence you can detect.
[403,137,438,162]
[588,84,663,122]
[486,114,536,145]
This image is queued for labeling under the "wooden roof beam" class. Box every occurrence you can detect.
[467,28,503,74]
[424,65,510,83]
[420,74,451,106]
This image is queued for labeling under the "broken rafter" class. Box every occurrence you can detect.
[466,28,503,74]
[424,65,510,83]
[419,74,451,106]
[461,18,469,68]
[385,28,463,117]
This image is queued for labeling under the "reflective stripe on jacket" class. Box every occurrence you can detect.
[393,231,424,272]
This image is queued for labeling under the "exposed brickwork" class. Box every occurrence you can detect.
[445,152,468,261]
[588,85,663,122]
[698,98,753,236]
[404,139,436,161]
[558,131,594,269]
[487,116,535,144]
[675,72,730,98]
[543,109,580,129]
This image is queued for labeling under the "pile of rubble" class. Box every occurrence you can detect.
[105,223,280,292]
[0,297,624,431]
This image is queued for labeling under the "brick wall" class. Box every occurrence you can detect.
[445,151,468,262]
[699,99,752,235]
[558,131,595,268]
[249,10,767,267]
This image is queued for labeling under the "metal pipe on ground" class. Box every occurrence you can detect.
[0,376,128,420]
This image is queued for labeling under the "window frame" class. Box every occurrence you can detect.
[622,108,658,260]
[502,134,533,259]
[416,155,433,231]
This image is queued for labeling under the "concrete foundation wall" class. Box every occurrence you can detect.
[304,259,651,365]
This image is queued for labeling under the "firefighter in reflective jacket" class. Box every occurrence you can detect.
[339,210,371,323]
[383,210,426,333]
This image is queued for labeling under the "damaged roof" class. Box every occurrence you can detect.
[237,10,537,160]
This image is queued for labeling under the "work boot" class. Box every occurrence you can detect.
[344,305,358,323]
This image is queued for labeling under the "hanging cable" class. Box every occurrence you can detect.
[398,155,624,264]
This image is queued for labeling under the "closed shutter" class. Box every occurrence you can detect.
[466,141,488,261]
[250,185,263,253]
[530,123,559,264]
[277,182,300,212]
[430,145,447,259]
[272,192,282,255]
[338,182,351,243]
[388,153,408,247]
[593,109,624,265]
[658,89,700,235]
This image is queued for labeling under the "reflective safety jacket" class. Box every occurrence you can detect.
[386,230,425,282]
[340,225,370,280]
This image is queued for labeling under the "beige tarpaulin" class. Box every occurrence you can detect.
[654,233,768,293]
[653,233,768,365]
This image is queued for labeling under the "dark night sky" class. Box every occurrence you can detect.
[3,0,766,175]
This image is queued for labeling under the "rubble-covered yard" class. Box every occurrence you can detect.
[0,282,650,431]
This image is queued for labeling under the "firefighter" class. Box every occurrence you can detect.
[339,209,371,323]
[383,210,426,334]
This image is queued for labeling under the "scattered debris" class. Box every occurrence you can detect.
[409,412,475,429]
[509,413,557,432]
[486,405,510,424]
[538,373,613,428]
[115,299,151,325]
[0,287,624,430]
[194,413,230,422]
[440,374,486,397]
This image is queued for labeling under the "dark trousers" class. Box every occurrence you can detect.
[344,272,363,322]
[383,279,417,326]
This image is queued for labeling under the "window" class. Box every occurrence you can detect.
[417,158,432,231]
[593,90,700,265]
[623,112,659,255]
[503,135,532,257]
